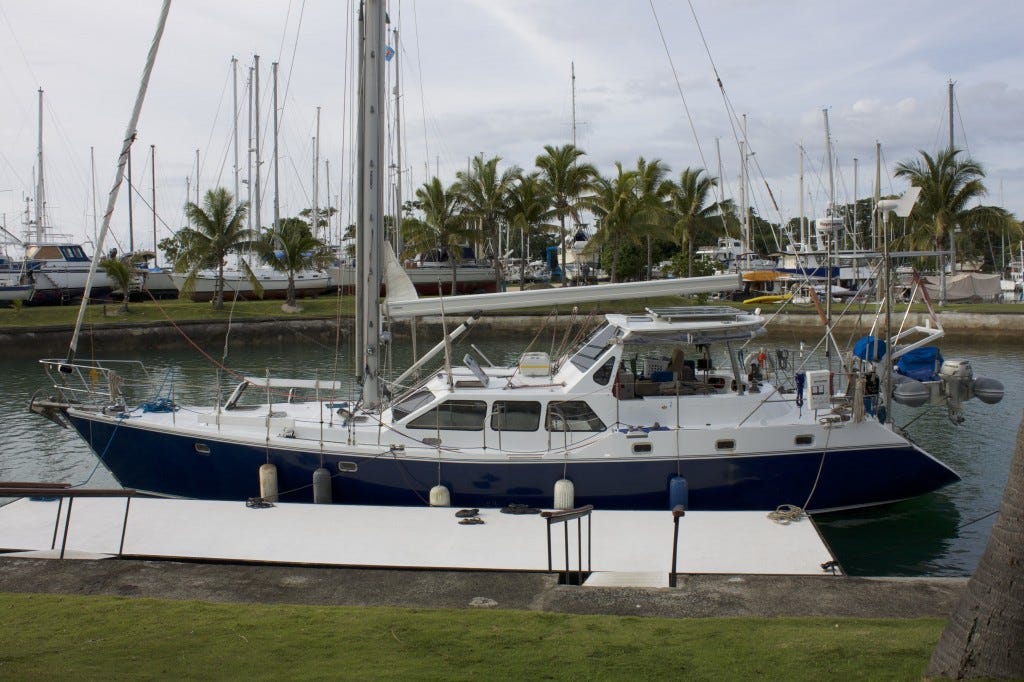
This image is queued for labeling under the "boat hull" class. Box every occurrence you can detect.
[170,272,333,302]
[0,284,33,303]
[67,412,959,512]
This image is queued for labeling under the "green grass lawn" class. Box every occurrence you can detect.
[0,297,355,330]
[2,293,1017,332]
[0,593,943,680]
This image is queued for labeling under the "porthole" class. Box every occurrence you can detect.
[795,435,814,446]
[632,442,653,454]
[715,439,735,451]
[194,443,211,455]
[337,461,359,473]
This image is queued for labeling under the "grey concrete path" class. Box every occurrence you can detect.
[0,557,963,619]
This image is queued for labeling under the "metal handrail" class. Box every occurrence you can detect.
[39,358,150,405]
[540,504,593,585]
[0,485,137,559]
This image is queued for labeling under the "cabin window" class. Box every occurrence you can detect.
[408,400,487,431]
[391,390,434,421]
[546,401,606,432]
[715,439,736,451]
[568,324,619,371]
[490,401,541,432]
[795,435,814,446]
[62,246,88,261]
[592,357,616,386]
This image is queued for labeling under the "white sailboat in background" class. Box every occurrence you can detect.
[14,89,116,305]
[171,58,332,303]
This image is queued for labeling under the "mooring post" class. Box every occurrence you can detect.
[670,504,686,588]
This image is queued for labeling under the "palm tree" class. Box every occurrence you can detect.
[927,409,1024,679]
[174,188,254,310]
[535,144,597,286]
[505,172,552,287]
[587,160,671,283]
[98,256,133,313]
[455,155,521,280]
[633,157,673,279]
[894,148,1012,300]
[255,217,331,311]
[668,168,730,277]
[586,164,638,283]
[402,177,471,293]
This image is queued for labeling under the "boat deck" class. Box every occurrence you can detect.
[0,497,839,587]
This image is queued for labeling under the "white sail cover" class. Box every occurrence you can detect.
[382,242,418,302]
[384,273,742,319]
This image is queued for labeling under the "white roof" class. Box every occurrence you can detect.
[606,306,766,344]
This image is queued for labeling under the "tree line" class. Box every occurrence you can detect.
[150,144,1022,311]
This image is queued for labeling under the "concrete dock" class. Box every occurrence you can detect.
[0,494,965,618]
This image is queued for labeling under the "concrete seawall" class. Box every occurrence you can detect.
[1,310,1020,357]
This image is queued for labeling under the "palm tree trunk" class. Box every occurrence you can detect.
[519,229,527,290]
[559,214,568,288]
[688,239,694,278]
[646,235,652,281]
[214,261,225,310]
[927,409,1024,679]
[287,272,296,308]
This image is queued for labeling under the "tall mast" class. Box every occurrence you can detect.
[247,65,254,231]
[35,88,44,240]
[357,0,386,408]
[948,80,955,151]
[355,3,366,377]
[194,149,200,205]
[798,144,805,251]
[822,108,834,366]
[253,55,262,232]
[853,157,858,252]
[324,159,332,240]
[739,114,749,266]
[571,61,577,147]
[872,141,881,252]
[231,57,240,203]
[393,27,403,257]
[127,145,135,252]
[313,106,320,238]
[272,61,281,231]
[151,144,158,265]
[90,147,99,245]
[68,0,170,362]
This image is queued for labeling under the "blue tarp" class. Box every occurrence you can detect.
[896,346,943,381]
[853,336,887,362]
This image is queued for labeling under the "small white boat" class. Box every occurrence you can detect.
[0,276,33,303]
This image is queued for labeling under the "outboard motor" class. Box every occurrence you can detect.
[939,359,1004,424]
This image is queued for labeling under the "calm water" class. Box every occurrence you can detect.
[0,325,1020,577]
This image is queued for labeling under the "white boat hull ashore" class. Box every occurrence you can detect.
[170,269,332,302]
[0,278,33,303]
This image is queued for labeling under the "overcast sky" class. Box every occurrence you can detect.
[1,0,1022,255]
